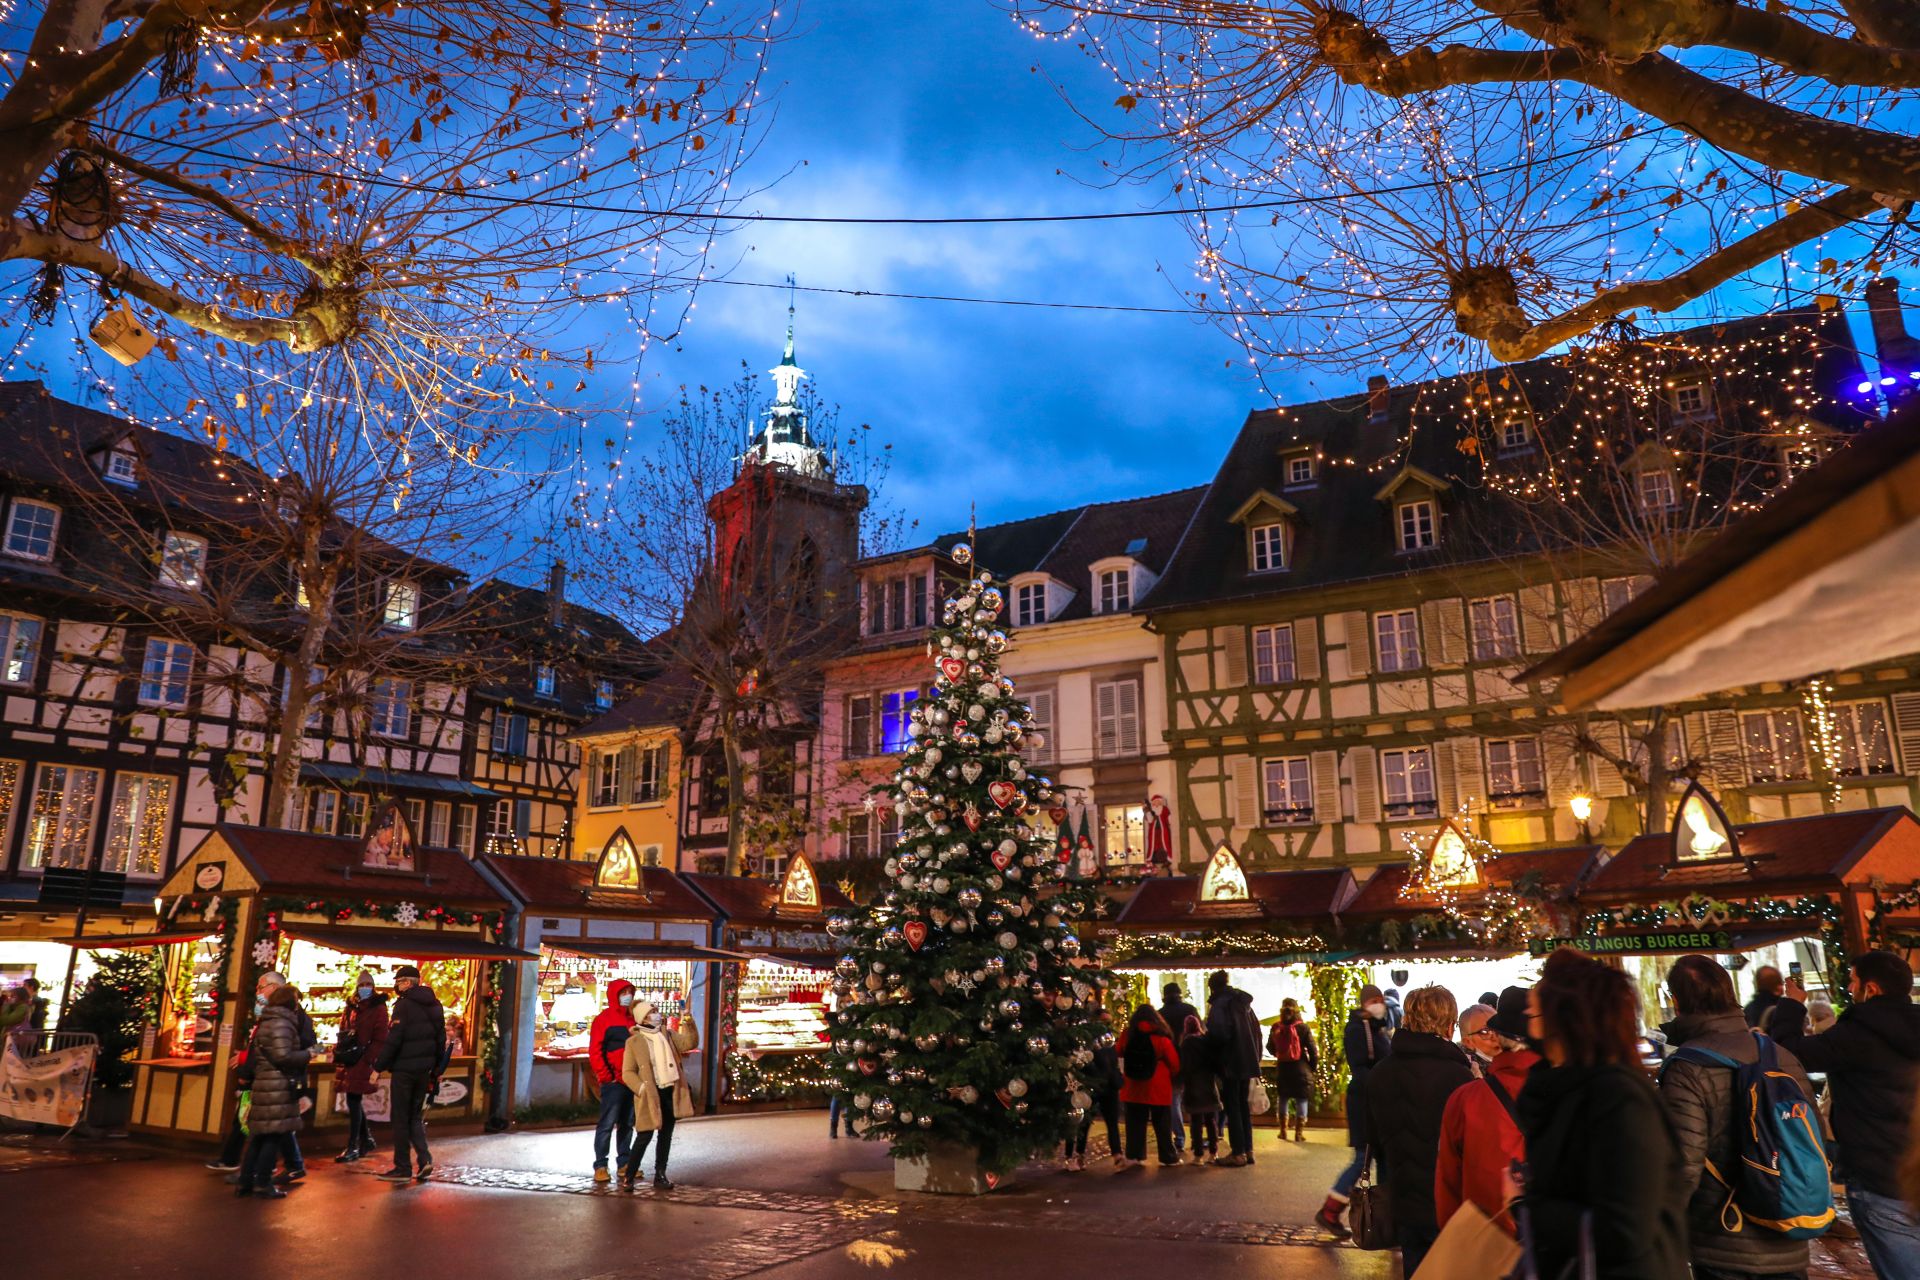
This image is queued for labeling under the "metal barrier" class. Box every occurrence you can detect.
[0,1029,100,1141]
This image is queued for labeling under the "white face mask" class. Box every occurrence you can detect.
[618,992,634,1008]
[1364,1002,1388,1019]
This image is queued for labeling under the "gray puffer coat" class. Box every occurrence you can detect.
[246,991,313,1136]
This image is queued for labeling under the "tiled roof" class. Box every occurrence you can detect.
[681,871,854,925]
[576,666,703,738]
[478,853,715,919]
[465,577,647,720]
[1346,845,1602,916]
[216,823,508,907]
[1115,866,1357,927]
[1580,807,1918,898]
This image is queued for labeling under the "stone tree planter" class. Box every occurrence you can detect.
[893,1142,1002,1195]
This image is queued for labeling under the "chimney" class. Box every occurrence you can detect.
[1367,374,1391,423]
[547,559,566,627]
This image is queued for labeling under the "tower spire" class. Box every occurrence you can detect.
[746,278,826,477]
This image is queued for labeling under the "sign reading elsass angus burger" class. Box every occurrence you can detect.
[1529,929,1734,957]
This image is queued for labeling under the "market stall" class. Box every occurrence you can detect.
[683,855,852,1110]
[480,828,724,1112]
[126,809,530,1142]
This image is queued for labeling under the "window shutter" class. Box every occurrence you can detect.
[1341,611,1372,676]
[1564,577,1603,639]
[1703,709,1745,788]
[1118,681,1142,756]
[1295,617,1322,681]
[1587,721,1630,798]
[1452,737,1487,811]
[1518,584,1558,654]
[1544,730,1579,805]
[1420,598,1467,666]
[1311,750,1340,823]
[1096,682,1118,757]
[1434,739,1458,813]
[1230,756,1259,827]
[1891,692,1920,775]
[847,695,872,757]
[1219,624,1249,687]
[1349,746,1381,823]
[618,745,635,802]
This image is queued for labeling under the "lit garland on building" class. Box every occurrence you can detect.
[1801,676,1846,806]
[1107,929,1332,965]
[1398,818,1546,951]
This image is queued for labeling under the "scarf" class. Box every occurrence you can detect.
[631,1003,679,1087]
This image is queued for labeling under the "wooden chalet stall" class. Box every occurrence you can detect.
[126,810,530,1141]
[682,854,853,1111]
[480,827,726,1113]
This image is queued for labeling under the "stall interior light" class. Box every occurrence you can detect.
[152,895,164,915]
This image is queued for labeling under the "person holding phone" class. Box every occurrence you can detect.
[619,1002,699,1190]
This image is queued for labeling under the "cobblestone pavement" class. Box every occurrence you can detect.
[0,1132,147,1173]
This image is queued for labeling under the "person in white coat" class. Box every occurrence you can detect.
[618,1000,699,1190]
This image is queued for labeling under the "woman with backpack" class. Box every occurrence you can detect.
[1115,1004,1181,1168]
[333,969,389,1163]
[1269,998,1317,1144]
[1177,1013,1221,1164]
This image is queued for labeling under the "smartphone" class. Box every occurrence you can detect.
[1788,961,1804,980]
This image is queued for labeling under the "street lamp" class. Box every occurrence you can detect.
[1569,792,1594,841]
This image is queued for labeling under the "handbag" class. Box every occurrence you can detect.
[1350,1169,1396,1250]
[335,1032,365,1068]
[1416,1203,1521,1280]
[1247,1076,1272,1117]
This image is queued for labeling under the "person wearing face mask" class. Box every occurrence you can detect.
[587,978,639,1184]
[1436,986,1540,1239]
[618,998,699,1190]
[373,965,445,1184]
[333,969,389,1163]
[1458,1002,1499,1075]
[235,983,314,1199]
[1314,984,1393,1238]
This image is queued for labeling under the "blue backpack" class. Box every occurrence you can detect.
[1665,1032,1834,1239]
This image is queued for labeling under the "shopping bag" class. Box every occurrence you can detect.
[1414,1203,1521,1279]
[236,1089,253,1135]
[1248,1077,1272,1116]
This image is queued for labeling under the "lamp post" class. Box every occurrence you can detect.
[1570,792,1594,842]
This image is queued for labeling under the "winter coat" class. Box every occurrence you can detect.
[588,978,636,1086]
[1342,1008,1393,1146]
[1516,1059,1689,1280]
[1743,991,1786,1031]
[1205,985,1260,1079]
[1656,1012,1814,1273]
[1769,992,1920,1197]
[1116,1024,1180,1107]
[1438,1047,1540,1236]
[245,992,313,1136]
[1178,1030,1221,1115]
[1161,996,1198,1038]
[1269,1017,1318,1100]
[1086,1042,1122,1100]
[1364,1029,1474,1239]
[620,1012,699,1132]
[334,993,391,1096]
[374,983,447,1079]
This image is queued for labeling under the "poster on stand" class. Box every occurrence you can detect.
[0,1041,95,1127]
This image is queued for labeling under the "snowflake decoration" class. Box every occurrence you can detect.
[252,937,278,968]
[394,901,420,927]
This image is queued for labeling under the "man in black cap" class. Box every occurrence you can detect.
[1435,986,1539,1238]
[373,965,446,1183]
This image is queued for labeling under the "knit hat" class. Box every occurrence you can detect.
[395,964,422,981]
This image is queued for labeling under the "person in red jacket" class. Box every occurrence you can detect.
[1115,1004,1181,1168]
[1436,985,1540,1236]
[588,978,638,1183]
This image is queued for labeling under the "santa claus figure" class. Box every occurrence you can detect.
[1145,795,1173,875]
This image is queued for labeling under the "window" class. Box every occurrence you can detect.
[384,580,419,629]
[369,678,411,739]
[697,751,730,816]
[1104,804,1147,866]
[845,807,902,858]
[405,798,426,839]
[1742,710,1809,783]
[1638,468,1678,511]
[595,679,614,710]
[1497,410,1531,453]
[4,499,59,561]
[1252,623,1296,684]
[1375,610,1422,673]
[341,793,369,838]
[1673,380,1710,417]
[592,747,626,807]
[1381,747,1438,818]
[299,787,338,836]
[1262,756,1314,824]
[491,710,528,758]
[1469,595,1520,661]
[1286,455,1316,486]
[452,804,475,854]
[868,572,929,634]
[1486,738,1545,805]
[1601,576,1643,615]
[535,663,556,698]
[1250,521,1289,573]
[24,764,101,869]
[1396,500,1437,551]
[158,532,207,590]
[104,445,139,485]
[879,689,919,755]
[1832,700,1896,776]
[1023,689,1054,763]
[138,638,193,707]
[633,743,666,804]
[488,798,531,848]
[1095,678,1142,758]
[427,801,452,848]
[1097,567,1132,613]
[103,773,174,876]
[1015,582,1048,628]
[0,614,42,685]
[283,665,326,729]
[1626,719,1689,781]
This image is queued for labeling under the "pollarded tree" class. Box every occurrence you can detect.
[1012,0,1919,370]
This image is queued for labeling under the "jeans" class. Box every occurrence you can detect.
[623,1086,676,1178]
[1283,1096,1311,1122]
[594,1081,634,1169]
[828,1095,844,1136]
[1073,1091,1120,1157]
[1168,1088,1186,1151]
[1848,1184,1920,1280]
[1331,1144,1371,1200]
[239,1132,296,1190]
[1188,1110,1219,1156]
[344,1092,375,1154]
[1218,1074,1253,1157]
[1123,1101,1175,1164]
[387,1071,431,1175]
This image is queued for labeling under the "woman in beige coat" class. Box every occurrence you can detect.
[619,1000,698,1189]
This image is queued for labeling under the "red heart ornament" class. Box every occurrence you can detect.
[937,656,966,682]
[963,803,982,831]
[858,1058,878,1076]
[1048,806,1068,826]
[984,1172,1002,1190]
[991,848,1013,871]
[988,781,1019,809]
[903,921,928,951]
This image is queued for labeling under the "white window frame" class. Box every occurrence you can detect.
[1014,580,1048,628]
[1832,699,1896,777]
[1249,521,1289,573]
[1252,623,1296,684]
[867,572,929,635]
[490,709,528,758]
[428,800,452,848]
[405,798,426,839]
[1601,576,1642,614]
[1375,609,1422,673]
[1638,468,1678,511]
[103,772,175,878]
[845,806,903,858]
[452,803,476,854]
[592,746,626,808]
[384,580,420,630]
[1469,595,1521,662]
[369,678,412,739]
[1497,410,1532,453]
[1094,677,1142,759]
[1023,689,1055,764]
[879,689,919,756]
[1381,747,1438,819]
[0,613,43,686]
[1103,803,1147,866]
[4,499,60,562]
[633,743,666,804]
[1261,756,1314,825]
[1672,379,1711,418]
[1286,455,1316,487]
[1097,567,1132,614]
[1485,737,1546,807]
[341,793,369,838]
[300,787,339,835]
[137,638,194,708]
[1396,499,1437,551]
[1742,709,1809,784]
[535,663,556,698]
[24,763,102,870]
[158,531,208,591]
[104,445,139,485]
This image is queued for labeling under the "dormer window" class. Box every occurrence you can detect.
[104,445,139,486]
[866,570,928,635]
[1097,567,1131,613]
[1638,468,1678,512]
[595,678,614,710]
[1286,455,1316,487]
[1249,521,1290,573]
[1672,379,1711,418]
[1015,581,1048,627]
[384,580,420,630]
[535,663,556,697]
[1396,499,1437,551]
[1229,489,1300,576]
[159,532,207,590]
[1496,409,1532,454]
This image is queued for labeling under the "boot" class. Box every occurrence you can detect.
[1292,1115,1306,1143]
[1315,1195,1351,1240]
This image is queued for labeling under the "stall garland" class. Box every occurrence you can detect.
[1399,823,1549,951]
[1308,963,1368,1116]
[1578,893,1851,995]
[1106,930,1330,964]
[1867,884,1920,947]
[726,1049,836,1103]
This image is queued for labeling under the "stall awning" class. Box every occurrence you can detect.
[57,928,216,949]
[542,939,753,964]
[278,922,536,961]
[745,949,838,971]
[301,761,501,800]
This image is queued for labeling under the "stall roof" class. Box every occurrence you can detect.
[57,927,219,949]
[277,921,536,961]
[301,760,501,799]
[1579,807,1920,900]
[542,939,749,964]
[1114,867,1358,929]
[1346,845,1604,917]
[478,853,717,921]
[212,823,509,907]
[682,871,854,927]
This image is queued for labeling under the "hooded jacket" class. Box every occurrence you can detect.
[1365,1029,1475,1237]
[374,983,446,1079]
[1768,992,1920,1197]
[620,1000,699,1132]
[1342,1008,1393,1146]
[588,979,637,1085]
[1656,1012,1814,1273]
[1178,1019,1221,1115]
[335,992,390,1096]
[1205,984,1260,1079]
[1116,1020,1181,1107]
[1438,1046,1541,1236]
[245,986,314,1135]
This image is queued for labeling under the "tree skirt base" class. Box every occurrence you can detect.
[893,1143,999,1195]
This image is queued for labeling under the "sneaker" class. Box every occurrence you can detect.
[1315,1205,1352,1240]
[593,1165,611,1184]
[653,1174,674,1190]
[333,1149,360,1164]
[274,1168,306,1185]
[377,1168,414,1183]
[415,1164,434,1183]
[205,1159,242,1172]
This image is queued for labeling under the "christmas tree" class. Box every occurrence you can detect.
[828,543,1111,1181]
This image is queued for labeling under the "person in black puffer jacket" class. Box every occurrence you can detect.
[1068,1010,1123,1171]
[373,965,446,1184]
[1517,949,1689,1280]
[1365,985,1475,1276]
[236,984,313,1200]
[1658,955,1817,1280]
[1316,985,1393,1238]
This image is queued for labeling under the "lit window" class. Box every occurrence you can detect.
[1486,738,1545,805]
[1638,469,1678,511]
[1396,499,1437,551]
[1103,803,1147,867]
[1497,411,1531,453]
[1252,623,1296,684]
[595,679,614,709]
[341,794,369,838]
[1375,610,1422,673]
[1286,456,1316,486]
[1742,710,1809,783]
[1832,700,1896,776]
[24,763,101,869]
[1261,757,1313,824]
[384,580,420,629]
[1250,522,1289,573]
[369,678,412,739]
[1470,595,1520,661]
[490,710,528,758]
[1095,678,1141,757]
[879,689,920,754]
[159,533,207,590]
[535,663,556,697]
[1673,380,1710,417]
[1015,582,1048,628]
[1097,568,1132,613]
[4,500,60,561]
[0,614,43,685]
[291,562,310,610]
[138,638,193,707]
[1601,576,1642,614]
[104,446,139,485]
[1381,747,1437,818]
